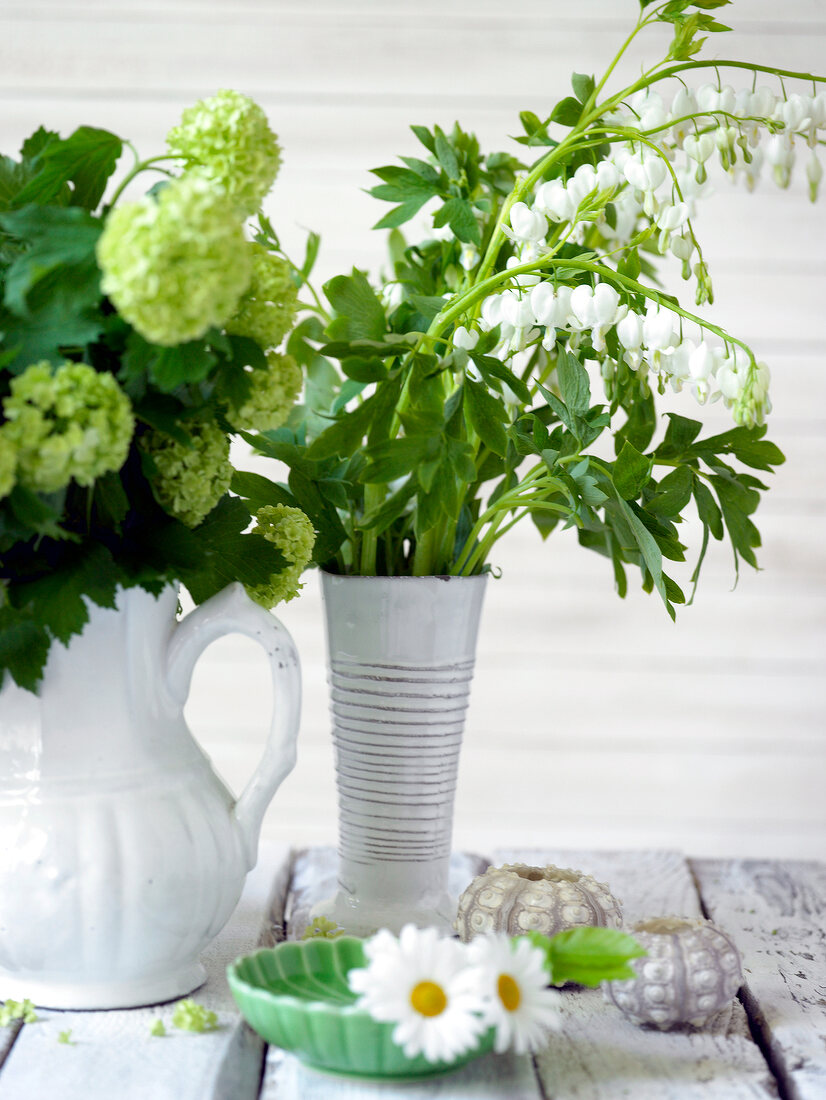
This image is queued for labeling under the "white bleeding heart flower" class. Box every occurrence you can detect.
[530,282,558,327]
[509,201,548,243]
[689,340,719,381]
[670,233,695,261]
[595,161,620,190]
[616,311,644,352]
[750,86,777,119]
[535,180,575,222]
[683,133,715,165]
[781,94,812,132]
[453,325,479,351]
[643,304,677,353]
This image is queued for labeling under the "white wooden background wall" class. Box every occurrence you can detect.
[2,1,824,860]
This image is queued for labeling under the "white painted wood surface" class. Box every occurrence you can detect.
[0,1,823,861]
[3,847,818,1098]
[693,858,826,1100]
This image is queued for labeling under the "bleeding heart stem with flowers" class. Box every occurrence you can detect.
[234,0,824,617]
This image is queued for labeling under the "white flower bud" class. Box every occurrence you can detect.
[459,243,480,271]
[671,233,695,261]
[806,150,822,202]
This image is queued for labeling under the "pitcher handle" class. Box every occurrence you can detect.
[165,582,301,870]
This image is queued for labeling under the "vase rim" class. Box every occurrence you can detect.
[320,569,488,583]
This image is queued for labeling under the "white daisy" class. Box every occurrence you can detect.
[467,934,564,1054]
[348,924,487,1063]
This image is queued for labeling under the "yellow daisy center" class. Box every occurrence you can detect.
[497,973,521,1012]
[410,980,447,1017]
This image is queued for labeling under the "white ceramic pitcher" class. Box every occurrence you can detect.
[0,582,300,1009]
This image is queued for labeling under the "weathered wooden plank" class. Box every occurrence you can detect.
[263,1045,545,1099]
[495,849,779,1100]
[0,844,293,1100]
[262,845,544,1099]
[692,858,826,1100]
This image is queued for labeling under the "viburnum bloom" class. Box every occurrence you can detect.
[223,351,302,433]
[97,174,251,347]
[246,504,315,608]
[0,433,16,500]
[466,934,564,1055]
[226,243,298,350]
[348,925,487,1064]
[143,418,232,527]
[166,89,282,217]
[1,361,134,493]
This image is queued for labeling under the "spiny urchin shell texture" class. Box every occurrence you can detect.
[603,916,743,1029]
[454,863,623,942]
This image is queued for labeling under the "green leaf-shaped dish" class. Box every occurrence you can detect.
[227,937,494,1079]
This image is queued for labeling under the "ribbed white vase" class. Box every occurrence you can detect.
[0,583,301,1009]
[314,572,487,935]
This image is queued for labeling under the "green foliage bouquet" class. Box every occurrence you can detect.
[233,0,822,618]
[0,91,314,691]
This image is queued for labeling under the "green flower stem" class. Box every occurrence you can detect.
[104,154,181,210]
[539,256,756,364]
[453,467,572,575]
[412,525,439,576]
[359,485,383,574]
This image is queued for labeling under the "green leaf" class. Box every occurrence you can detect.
[0,205,104,366]
[12,543,120,645]
[464,379,508,457]
[611,490,673,618]
[647,465,693,515]
[179,496,287,602]
[13,127,122,210]
[341,356,387,383]
[230,470,297,510]
[530,927,646,987]
[556,347,590,416]
[288,469,348,563]
[361,436,430,484]
[473,354,531,404]
[359,477,416,533]
[658,412,702,457]
[6,484,67,540]
[306,393,377,461]
[694,477,723,540]
[0,607,51,692]
[550,97,584,127]
[148,340,217,392]
[613,441,652,500]
[433,126,459,179]
[433,197,480,245]
[571,72,595,104]
[410,125,436,154]
[1,205,102,315]
[324,269,386,342]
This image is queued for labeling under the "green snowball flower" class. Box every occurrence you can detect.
[1,361,134,493]
[96,174,251,347]
[224,352,302,432]
[166,89,282,217]
[0,432,16,500]
[226,244,297,349]
[144,418,232,527]
[246,504,315,609]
